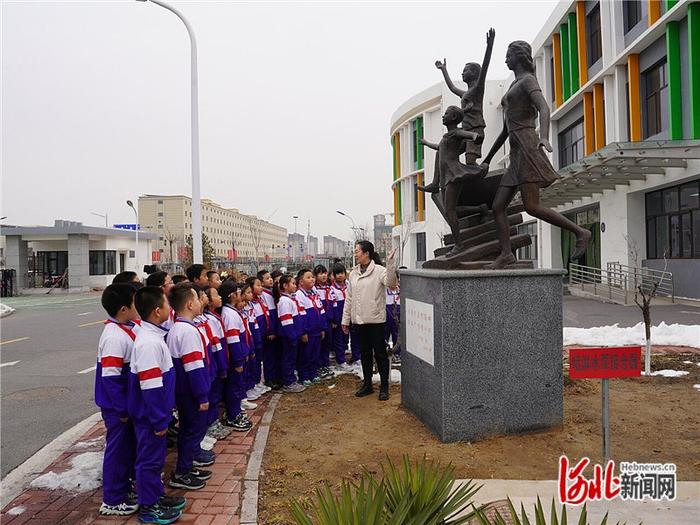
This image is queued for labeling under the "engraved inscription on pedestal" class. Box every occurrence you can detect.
[405,298,435,367]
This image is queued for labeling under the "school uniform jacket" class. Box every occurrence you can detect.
[95,318,138,418]
[252,299,269,341]
[167,318,210,404]
[221,305,252,368]
[314,284,334,321]
[277,294,304,341]
[204,309,229,376]
[295,288,327,336]
[244,302,263,350]
[331,283,348,326]
[386,287,400,306]
[261,289,278,337]
[128,321,175,431]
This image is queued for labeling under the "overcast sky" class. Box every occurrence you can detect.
[2,0,557,242]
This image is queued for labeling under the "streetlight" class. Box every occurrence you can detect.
[126,200,139,275]
[337,210,359,265]
[292,215,299,234]
[136,0,202,264]
[91,211,108,227]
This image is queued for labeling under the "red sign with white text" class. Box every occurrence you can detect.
[569,346,642,379]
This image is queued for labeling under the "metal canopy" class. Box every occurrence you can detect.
[540,140,700,208]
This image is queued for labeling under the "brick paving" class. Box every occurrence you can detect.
[1,395,273,525]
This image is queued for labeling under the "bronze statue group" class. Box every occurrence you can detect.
[418,29,591,267]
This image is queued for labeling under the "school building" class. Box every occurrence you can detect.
[0,220,155,292]
[390,0,700,299]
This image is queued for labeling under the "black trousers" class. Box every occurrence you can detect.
[357,323,389,391]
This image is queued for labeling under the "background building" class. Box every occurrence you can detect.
[373,213,394,259]
[1,220,155,291]
[390,0,700,299]
[138,195,288,265]
[288,232,306,260]
[323,235,347,258]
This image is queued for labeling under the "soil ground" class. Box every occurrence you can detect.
[258,351,700,525]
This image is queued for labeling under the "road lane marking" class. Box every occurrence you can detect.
[680,310,700,316]
[0,361,20,368]
[0,337,30,346]
[79,320,104,328]
[77,312,93,316]
[77,366,97,374]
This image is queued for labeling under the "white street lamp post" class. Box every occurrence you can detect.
[137,0,202,264]
[336,210,358,266]
[91,211,108,227]
[126,200,139,275]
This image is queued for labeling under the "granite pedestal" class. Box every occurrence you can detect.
[400,268,565,443]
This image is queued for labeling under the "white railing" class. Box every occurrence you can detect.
[568,263,674,305]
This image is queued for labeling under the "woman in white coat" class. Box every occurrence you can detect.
[341,241,397,400]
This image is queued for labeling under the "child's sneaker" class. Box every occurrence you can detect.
[255,383,271,394]
[189,468,212,481]
[241,399,258,410]
[302,379,313,387]
[311,376,323,384]
[245,389,261,401]
[232,414,253,431]
[99,501,139,516]
[168,471,207,491]
[158,494,186,511]
[138,503,181,524]
[282,382,306,393]
[193,451,215,467]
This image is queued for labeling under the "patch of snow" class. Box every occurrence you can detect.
[7,506,25,516]
[640,369,690,378]
[71,437,104,450]
[0,303,15,318]
[563,322,700,348]
[371,369,402,384]
[683,360,694,364]
[30,451,102,493]
[331,363,401,383]
[694,384,700,391]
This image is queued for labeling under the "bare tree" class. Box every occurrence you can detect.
[163,228,178,265]
[248,218,262,272]
[398,218,415,267]
[624,233,670,375]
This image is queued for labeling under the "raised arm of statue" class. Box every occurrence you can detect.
[435,58,466,98]
[419,137,439,150]
[476,28,496,94]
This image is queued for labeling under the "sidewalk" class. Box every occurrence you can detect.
[0,393,280,525]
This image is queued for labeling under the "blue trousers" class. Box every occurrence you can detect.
[350,324,361,363]
[319,330,332,368]
[262,337,279,384]
[224,368,244,421]
[207,377,224,426]
[101,409,136,506]
[385,305,400,354]
[133,419,166,506]
[281,337,299,386]
[332,324,348,365]
[175,395,207,475]
[298,334,321,381]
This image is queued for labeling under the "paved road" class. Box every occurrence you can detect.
[0,292,698,479]
[1,293,104,478]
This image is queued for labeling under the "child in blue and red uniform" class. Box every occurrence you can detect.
[330,263,353,370]
[274,274,306,393]
[96,283,139,517]
[247,276,274,397]
[202,286,231,439]
[295,269,327,386]
[219,281,254,431]
[129,286,184,524]
[257,270,281,389]
[385,285,400,357]
[313,265,335,379]
[166,283,213,492]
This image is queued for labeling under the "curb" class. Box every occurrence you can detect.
[0,411,102,510]
[240,392,281,525]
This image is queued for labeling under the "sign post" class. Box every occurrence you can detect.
[569,346,642,462]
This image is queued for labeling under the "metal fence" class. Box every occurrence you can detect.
[569,262,674,305]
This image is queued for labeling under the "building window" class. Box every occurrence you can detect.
[37,251,68,276]
[558,118,585,168]
[89,250,117,275]
[623,0,642,34]
[157,212,163,217]
[157,199,163,204]
[416,232,426,262]
[646,180,700,259]
[411,117,423,171]
[549,55,556,103]
[643,60,668,138]
[517,222,538,261]
[587,4,602,66]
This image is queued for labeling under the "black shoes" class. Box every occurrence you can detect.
[355,383,374,397]
[168,472,206,491]
[378,390,389,401]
